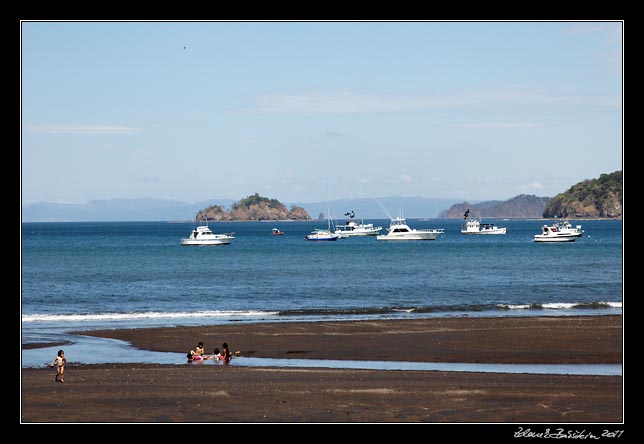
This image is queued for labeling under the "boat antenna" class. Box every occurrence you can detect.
[374,198,393,220]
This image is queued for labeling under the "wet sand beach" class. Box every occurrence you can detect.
[21,315,623,424]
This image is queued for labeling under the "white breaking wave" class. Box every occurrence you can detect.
[22,310,280,323]
[541,303,581,309]
[498,301,621,310]
[499,304,531,310]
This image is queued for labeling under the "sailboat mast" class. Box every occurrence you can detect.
[325,183,331,232]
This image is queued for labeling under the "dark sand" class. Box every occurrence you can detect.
[21,315,623,424]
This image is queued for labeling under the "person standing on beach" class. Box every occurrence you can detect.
[49,349,66,383]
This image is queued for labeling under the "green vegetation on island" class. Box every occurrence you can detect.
[543,170,622,219]
[195,193,311,221]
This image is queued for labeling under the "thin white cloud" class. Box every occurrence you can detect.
[518,180,544,193]
[245,89,618,115]
[459,122,541,129]
[387,174,413,184]
[26,125,141,135]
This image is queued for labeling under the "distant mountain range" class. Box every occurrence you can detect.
[21,196,463,222]
[312,196,464,221]
[21,197,236,222]
[438,170,623,220]
[438,194,550,219]
[22,171,623,222]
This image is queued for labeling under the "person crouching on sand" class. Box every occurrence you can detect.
[49,349,66,383]
[188,349,212,362]
[221,342,232,364]
[187,350,202,362]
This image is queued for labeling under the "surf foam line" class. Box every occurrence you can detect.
[22,310,280,323]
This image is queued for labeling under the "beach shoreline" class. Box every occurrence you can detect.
[77,314,622,364]
[20,315,623,423]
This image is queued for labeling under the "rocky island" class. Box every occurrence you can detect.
[195,193,311,221]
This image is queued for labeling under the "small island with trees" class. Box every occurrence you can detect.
[195,193,311,221]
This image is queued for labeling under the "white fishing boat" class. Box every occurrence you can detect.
[461,218,507,235]
[376,217,444,241]
[554,220,584,237]
[334,211,382,238]
[533,224,577,243]
[181,224,235,246]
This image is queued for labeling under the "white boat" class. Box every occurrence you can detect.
[305,228,340,241]
[554,220,583,237]
[376,217,444,241]
[533,224,577,243]
[305,185,340,241]
[181,224,235,246]
[461,218,507,235]
[334,211,382,238]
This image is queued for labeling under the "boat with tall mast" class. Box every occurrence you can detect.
[305,185,340,241]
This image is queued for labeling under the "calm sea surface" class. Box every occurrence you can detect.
[21,219,622,362]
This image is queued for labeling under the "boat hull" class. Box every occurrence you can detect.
[180,237,233,245]
[335,229,381,237]
[376,231,441,241]
[461,227,507,235]
[533,235,576,243]
[305,229,340,241]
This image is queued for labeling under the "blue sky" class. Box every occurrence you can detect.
[21,21,622,205]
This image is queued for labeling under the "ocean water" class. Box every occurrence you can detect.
[21,219,622,363]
